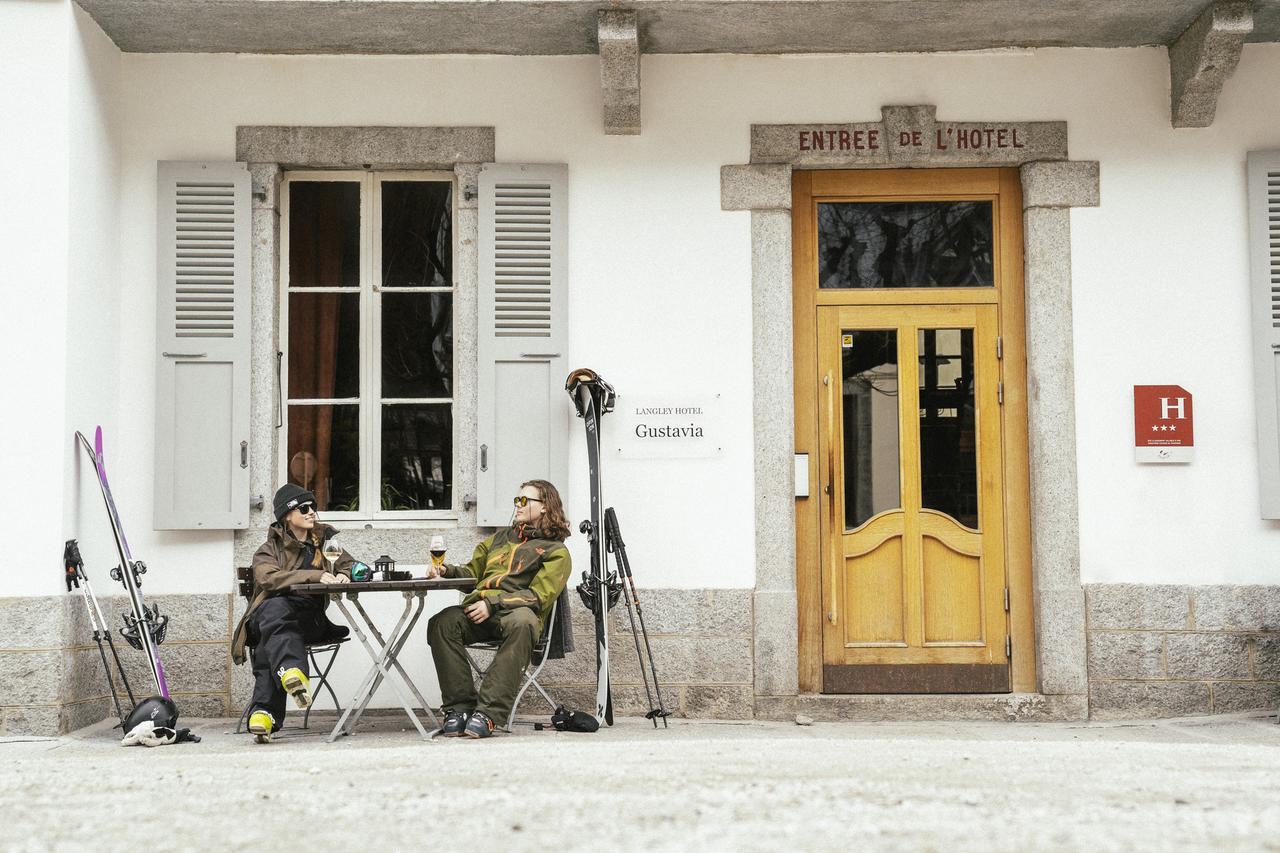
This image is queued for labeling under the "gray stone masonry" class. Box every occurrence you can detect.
[0,593,234,736]
[1168,0,1253,128]
[1086,584,1280,720]
[534,588,756,719]
[598,10,640,135]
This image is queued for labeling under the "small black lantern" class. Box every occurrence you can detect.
[374,555,395,581]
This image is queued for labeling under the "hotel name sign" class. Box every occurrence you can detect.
[751,105,1068,167]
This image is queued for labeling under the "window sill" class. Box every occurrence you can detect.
[325,515,463,531]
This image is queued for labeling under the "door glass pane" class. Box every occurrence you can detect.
[286,404,360,512]
[381,292,452,398]
[381,404,452,510]
[818,201,993,288]
[381,181,452,288]
[918,328,978,528]
[841,330,901,529]
[288,182,360,288]
[288,293,359,399]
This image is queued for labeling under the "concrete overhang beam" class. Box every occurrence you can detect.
[72,1,1280,56]
[598,10,641,136]
[1169,0,1254,128]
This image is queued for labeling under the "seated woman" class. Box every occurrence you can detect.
[231,483,354,743]
[426,479,572,738]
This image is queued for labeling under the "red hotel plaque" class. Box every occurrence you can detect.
[1134,385,1194,463]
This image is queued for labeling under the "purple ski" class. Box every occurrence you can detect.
[76,427,170,698]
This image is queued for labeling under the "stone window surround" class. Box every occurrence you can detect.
[722,111,1101,716]
[231,125,496,567]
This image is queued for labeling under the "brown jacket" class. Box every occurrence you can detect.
[231,523,354,664]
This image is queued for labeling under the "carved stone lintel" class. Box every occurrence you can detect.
[598,10,640,136]
[1169,0,1254,129]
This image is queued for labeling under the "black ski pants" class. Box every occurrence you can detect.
[248,594,331,727]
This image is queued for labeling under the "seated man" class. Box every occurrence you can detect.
[426,479,572,738]
[231,483,354,743]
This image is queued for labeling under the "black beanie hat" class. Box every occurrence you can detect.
[273,483,317,522]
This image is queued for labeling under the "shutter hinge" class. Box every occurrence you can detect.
[997,382,1004,404]
[1003,586,1010,612]
[996,336,1003,359]
[1005,635,1012,658]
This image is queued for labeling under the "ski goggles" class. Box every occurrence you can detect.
[512,496,544,508]
[295,501,318,515]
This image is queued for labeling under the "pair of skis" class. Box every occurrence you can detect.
[74,428,195,745]
[565,369,671,728]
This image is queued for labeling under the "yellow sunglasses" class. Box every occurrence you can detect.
[513,495,544,508]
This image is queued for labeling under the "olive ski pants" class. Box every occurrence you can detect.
[427,604,539,725]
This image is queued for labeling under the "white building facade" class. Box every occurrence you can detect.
[3,0,1279,735]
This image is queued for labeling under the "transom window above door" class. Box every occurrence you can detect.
[282,171,455,519]
[817,200,994,288]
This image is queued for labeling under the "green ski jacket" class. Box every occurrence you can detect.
[444,524,571,631]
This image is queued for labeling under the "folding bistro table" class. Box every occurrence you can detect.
[293,577,476,742]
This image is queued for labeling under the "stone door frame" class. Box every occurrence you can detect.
[722,106,1100,717]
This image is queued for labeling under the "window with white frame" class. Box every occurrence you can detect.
[281,171,455,519]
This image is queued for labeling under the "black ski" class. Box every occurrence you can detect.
[566,368,618,726]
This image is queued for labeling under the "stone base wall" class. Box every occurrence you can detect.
[0,594,234,737]
[518,588,756,720]
[1086,584,1280,719]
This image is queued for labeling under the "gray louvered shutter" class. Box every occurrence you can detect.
[1248,150,1280,518]
[153,162,252,529]
[476,164,570,526]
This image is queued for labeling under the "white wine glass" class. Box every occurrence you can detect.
[322,537,343,574]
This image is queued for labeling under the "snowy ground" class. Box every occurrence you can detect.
[2,712,1279,851]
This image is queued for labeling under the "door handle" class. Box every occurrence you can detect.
[519,353,561,359]
[480,444,488,472]
[823,369,838,626]
[240,440,248,469]
[162,352,207,358]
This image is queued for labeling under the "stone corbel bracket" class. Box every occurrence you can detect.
[1169,0,1254,128]
[598,10,640,135]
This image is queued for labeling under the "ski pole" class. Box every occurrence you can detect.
[64,540,134,724]
[604,508,671,726]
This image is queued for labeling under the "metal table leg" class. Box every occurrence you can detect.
[344,592,434,736]
[325,590,436,742]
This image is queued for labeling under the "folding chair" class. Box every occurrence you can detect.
[233,566,347,733]
[464,590,569,732]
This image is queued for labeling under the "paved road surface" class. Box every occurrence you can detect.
[2,713,1279,851]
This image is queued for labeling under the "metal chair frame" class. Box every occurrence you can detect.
[463,599,560,732]
[235,639,347,733]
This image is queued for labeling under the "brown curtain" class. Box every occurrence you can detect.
[287,186,345,510]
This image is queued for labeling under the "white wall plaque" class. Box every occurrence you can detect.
[614,394,721,458]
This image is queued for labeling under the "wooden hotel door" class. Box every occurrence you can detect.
[793,169,1035,694]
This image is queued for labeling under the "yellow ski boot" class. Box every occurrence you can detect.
[279,667,312,709]
[248,709,275,744]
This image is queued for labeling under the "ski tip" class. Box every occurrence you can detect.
[94,426,104,455]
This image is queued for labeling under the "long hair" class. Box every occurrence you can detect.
[523,479,571,541]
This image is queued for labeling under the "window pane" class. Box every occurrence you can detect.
[918,328,978,529]
[818,201,993,289]
[288,293,359,399]
[287,404,360,512]
[288,182,360,288]
[381,405,452,511]
[381,293,452,398]
[842,330,901,530]
[381,181,452,289]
